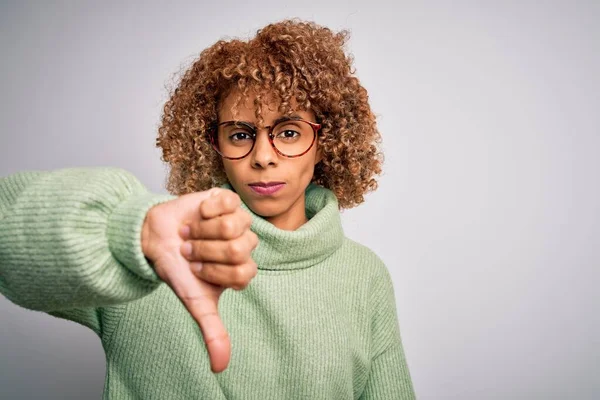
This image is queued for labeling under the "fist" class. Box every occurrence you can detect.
[140,187,258,373]
[179,189,259,291]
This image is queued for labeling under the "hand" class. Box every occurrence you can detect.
[140,188,258,373]
[179,191,258,292]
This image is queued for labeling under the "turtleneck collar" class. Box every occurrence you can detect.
[220,182,344,271]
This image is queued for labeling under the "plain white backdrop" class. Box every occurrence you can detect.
[1,1,598,399]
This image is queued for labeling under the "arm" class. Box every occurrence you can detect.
[360,264,416,400]
[0,167,175,337]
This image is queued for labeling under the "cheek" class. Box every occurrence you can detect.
[296,157,317,182]
[222,160,243,182]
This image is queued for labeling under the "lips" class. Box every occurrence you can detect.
[248,182,286,195]
[248,182,285,187]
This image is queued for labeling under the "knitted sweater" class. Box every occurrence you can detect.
[0,167,415,399]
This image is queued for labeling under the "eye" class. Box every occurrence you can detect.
[276,130,300,140]
[229,131,254,142]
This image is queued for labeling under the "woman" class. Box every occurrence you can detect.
[0,19,415,399]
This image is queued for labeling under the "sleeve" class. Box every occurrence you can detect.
[0,167,176,338]
[359,262,416,400]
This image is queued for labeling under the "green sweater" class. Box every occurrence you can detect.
[0,167,415,399]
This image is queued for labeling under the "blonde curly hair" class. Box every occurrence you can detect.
[156,18,383,209]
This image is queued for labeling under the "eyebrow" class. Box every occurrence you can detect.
[271,114,301,127]
[224,114,306,128]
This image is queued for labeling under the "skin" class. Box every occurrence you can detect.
[218,89,323,231]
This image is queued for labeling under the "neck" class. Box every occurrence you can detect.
[265,193,308,231]
[221,182,344,271]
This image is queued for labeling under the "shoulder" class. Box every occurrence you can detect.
[339,236,394,291]
[340,236,386,266]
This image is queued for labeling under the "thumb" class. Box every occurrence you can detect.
[182,280,230,373]
[159,252,230,373]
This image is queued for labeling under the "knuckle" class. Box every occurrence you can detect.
[199,201,210,218]
[242,210,253,225]
[180,292,206,307]
[222,193,238,210]
[227,241,243,262]
[221,218,236,238]
[221,194,232,209]
[247,231,258,249]
[244,263,257,282]
[232,268,248,288]
[228,191,241,203]
[208,187,221,196]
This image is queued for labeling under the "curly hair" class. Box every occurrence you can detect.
[156,18,383,209]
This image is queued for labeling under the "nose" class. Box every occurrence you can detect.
[250,128,277,168]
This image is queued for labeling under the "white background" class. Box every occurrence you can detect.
[1,1,598,399]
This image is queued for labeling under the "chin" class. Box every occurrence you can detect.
[245,201,284,218]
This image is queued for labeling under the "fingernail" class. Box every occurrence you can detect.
[180,225,190,239]
[191,262,203,274]
[182,242,192,257]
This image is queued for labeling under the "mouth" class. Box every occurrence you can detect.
[249,181,285,187]
[248,181,286,196]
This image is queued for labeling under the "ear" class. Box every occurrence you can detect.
[315,146,324,165]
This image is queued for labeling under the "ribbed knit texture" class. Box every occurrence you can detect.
[0,167,415,399]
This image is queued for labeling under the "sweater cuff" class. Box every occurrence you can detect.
[107,191,177,282]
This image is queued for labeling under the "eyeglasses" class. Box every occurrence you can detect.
[208,116,321,160]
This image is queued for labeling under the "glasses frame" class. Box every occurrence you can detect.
[208,116,322,160]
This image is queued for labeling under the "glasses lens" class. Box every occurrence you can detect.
[271,120,315,157]
[216,122,255,159]
[215,119,316,158]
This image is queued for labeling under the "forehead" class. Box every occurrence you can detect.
[218,88,312,122]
